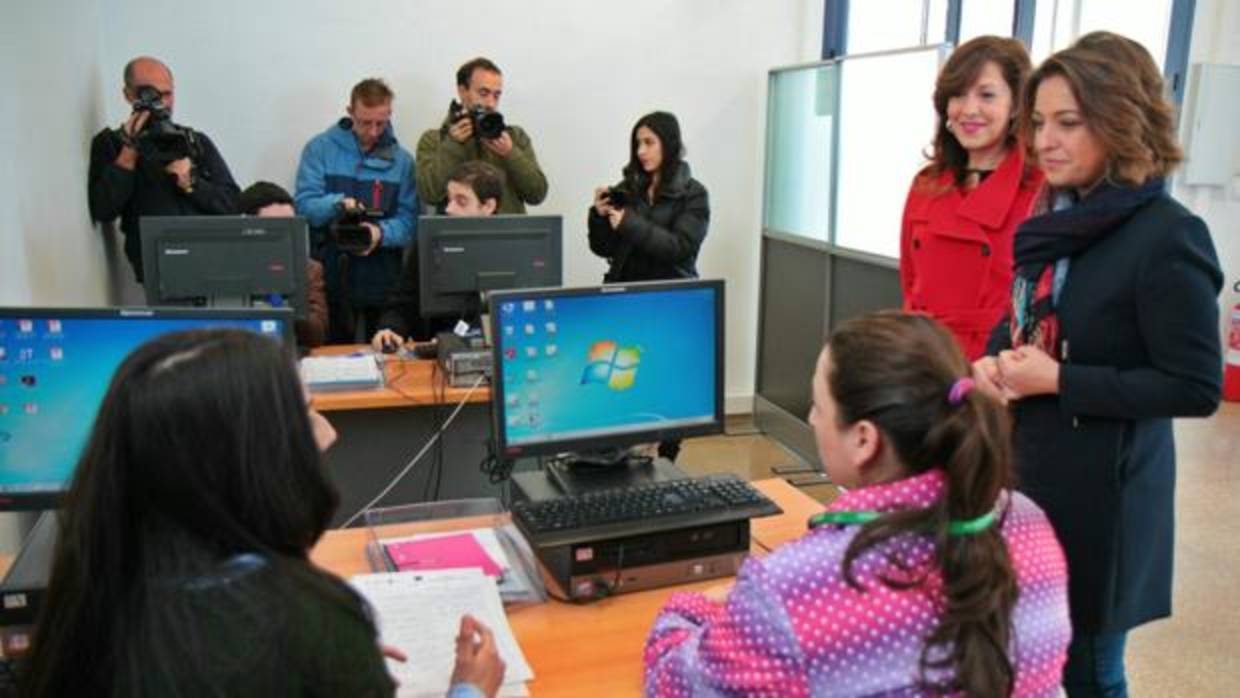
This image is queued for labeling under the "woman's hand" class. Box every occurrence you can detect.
[971,356,1009,405]
[607,207,626,230]
[997,345,1061,398]
[593,186,614,216]
[450,615,506,698]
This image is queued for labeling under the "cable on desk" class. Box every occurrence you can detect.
[338,373,487,528]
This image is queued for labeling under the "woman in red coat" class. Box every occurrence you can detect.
[900,36,1044,359]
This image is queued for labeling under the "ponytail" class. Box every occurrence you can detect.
[829,312,1020,696]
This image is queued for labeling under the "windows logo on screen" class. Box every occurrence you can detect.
[580,341,641,390]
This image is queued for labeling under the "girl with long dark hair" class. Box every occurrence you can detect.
[588,110,710,284]
[645,312,1071,696]
[21,330,504,697]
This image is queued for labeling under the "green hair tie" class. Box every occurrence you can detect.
[946,510,996,535]
[809,509,996,536]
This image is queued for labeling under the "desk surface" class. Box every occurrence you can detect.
[309,478,824,697]
[308,344,491,412]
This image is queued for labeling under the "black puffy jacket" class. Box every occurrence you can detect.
[587,162,709,282]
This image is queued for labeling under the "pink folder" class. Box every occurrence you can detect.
[383,532,503,577]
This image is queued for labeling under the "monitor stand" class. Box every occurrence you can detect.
[545,450,688,497]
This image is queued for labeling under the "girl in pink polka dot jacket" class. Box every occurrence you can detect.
[645,312,1071,697]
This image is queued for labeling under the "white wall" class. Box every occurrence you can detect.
[0,0,112,308]
[1178,0,1240,337]
[89,0,822,410]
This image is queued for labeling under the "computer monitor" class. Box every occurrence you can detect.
[417,215,562,319]
[0,307,294,511]
[140,215,310,320]
[488,279,725,462]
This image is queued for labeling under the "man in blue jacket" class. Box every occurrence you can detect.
[295,78,417,342]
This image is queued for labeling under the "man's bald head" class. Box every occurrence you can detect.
[122,56,175,114]
[123,57,173,88]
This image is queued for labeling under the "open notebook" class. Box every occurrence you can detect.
[351,569,534,697]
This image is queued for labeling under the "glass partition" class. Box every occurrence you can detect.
[762,64,837,241]
[763,46,945,258]
[833,46,945,258]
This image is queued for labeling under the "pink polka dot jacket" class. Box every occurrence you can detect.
[644,470,1071,697]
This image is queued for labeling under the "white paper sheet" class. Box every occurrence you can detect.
[350,569,533,697]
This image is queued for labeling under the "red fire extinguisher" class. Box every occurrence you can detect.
[1225,301,1240,402]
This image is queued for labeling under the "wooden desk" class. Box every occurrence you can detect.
[309,478,824,697]
[308,344,490,412]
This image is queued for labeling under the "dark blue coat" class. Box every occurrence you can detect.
[989,193,1222,634]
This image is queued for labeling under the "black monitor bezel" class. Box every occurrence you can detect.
[0,305,295,511]
[139,215,310,321]
[416,214,563,319]
[487,279,726,460]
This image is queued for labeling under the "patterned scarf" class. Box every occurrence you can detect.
[1009,178,1166,357]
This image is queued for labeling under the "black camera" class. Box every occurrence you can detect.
[451,101,506,140]
[605,187,630,209]
[331,204,384,253]
[131,85,196,164]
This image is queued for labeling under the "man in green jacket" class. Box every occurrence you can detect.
[416,57,548,214]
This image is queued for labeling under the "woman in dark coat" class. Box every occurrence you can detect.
[973,32,1223,697]
[588,111,710,283]
[588,111,710,461]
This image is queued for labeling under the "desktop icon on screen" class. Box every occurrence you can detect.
[581,341,641,390]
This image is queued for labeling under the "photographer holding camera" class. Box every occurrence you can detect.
[588,111,710,463]
[88,56,240,283]
[294,78,417,343]
[415,57,547,214]
[588,111,709,283]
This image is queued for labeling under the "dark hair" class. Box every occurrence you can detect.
[825,312,1018,696]
[456,57,502,88]
[22,330,360,696]
[239,181,293,215]
[123,56,172,89]
[1021,31,1182,186]
[350,77,393,107]
[923,36,1032,188]
[447,160,505,208]
[622,111,685,200]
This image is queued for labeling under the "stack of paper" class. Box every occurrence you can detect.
[300,355,383,391]
[351,569,534,698]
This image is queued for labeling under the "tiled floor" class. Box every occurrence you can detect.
[676,403,1240,696]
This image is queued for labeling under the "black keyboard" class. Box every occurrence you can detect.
[511,474,783,546]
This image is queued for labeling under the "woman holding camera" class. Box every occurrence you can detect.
[974,33,1222,695]
[588,111,710,284]
[588,111,710,462]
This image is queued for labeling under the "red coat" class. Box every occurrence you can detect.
[899,149,1043,359]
